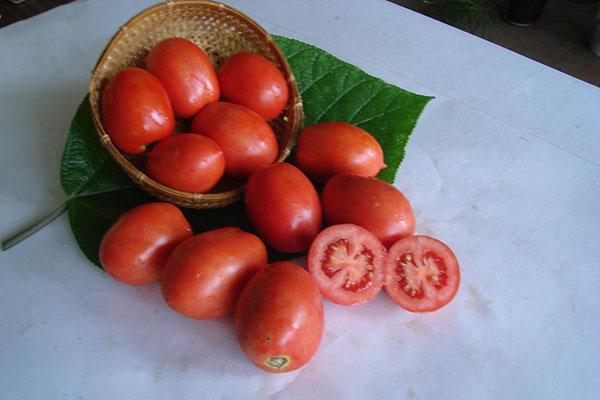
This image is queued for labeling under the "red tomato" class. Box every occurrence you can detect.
[308,224,386,305]
[218,52,289,120]
[191,102,278,179]
[235,262,324,373]
[245,163,322,253]
[161,227,267,319]
[146,38,219,118]
[101,67,174,154]
[146,133,225,193]
[384,236,460,312]
[99,203,192,285]
[296,122,386,183]
[321,174,415,247]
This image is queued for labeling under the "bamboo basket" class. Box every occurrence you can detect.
[88,1,304,208]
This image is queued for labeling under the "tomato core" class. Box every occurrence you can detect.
[321,238,376,293]
[394,251,449,299]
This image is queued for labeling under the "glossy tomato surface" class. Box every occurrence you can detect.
[245,163,322,253]
[322,174,415,247]
[99,203,192,285]
[308,224,386,305]
[146,38,219,118]
[384,235,460,312]
[191,102,278,179]
[235,262,324,373]
[218,52,289,120]
[296,122,386,183]
[161,227,267,319]
[146,133,225,193]
[101,67,174,154]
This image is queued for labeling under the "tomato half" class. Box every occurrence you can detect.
[101,67,174,154]
[191,102,278,179]
[146,133,225,193]
[296,122,386,183]
[146,38,219,118]
[235,261,324,373]
[321,174,415,248]
[218,52,289,120]
[161,227,267,319]
[384,235,460,312]
[308,224,386,305]
[99,203,192,285]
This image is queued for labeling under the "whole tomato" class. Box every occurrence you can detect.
[101,67,174,154]
[244,163,322,253]
[146,38,219,118]
[296,121,386,183]
[218,52,289,120]
[235,261,324,373]
[161,227,267,319]
[146,133,225,193]
[191,102,278,179]
[321,174,415,247]
[99,203,192,285]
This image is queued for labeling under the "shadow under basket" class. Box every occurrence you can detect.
[88,0,304,209]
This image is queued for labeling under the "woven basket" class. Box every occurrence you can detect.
[89,1,303,209]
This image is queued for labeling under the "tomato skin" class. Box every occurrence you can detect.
[161,227,267,319]
[384,235,460,313]
[99,203,192,285]
[235,262,324,373]
[146,38,219,118]
[218,52,289,120]
[245,163,322,253]
[101,67,174,154]
[191,102,278,179]
[321,174,415,248]
[296,122,386,183]
[308,224,386,305]
[146,133,225,193]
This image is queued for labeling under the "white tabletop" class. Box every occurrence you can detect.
[1,1,599,399]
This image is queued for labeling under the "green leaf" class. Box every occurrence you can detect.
[61,37,432,267]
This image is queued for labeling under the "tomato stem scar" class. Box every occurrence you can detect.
[266,356,289,369]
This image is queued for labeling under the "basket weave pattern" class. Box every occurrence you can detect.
[89,1,303,208]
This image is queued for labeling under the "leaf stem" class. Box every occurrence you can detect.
[1,202,68,251]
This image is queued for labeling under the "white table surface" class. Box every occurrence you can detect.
[1,1,599,399]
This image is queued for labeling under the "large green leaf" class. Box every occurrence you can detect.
[61,37,432,267]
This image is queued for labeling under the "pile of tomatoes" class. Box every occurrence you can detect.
[98,37,460,373]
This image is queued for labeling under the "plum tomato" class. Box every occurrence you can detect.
[101,67,174,154]
[146,38,219,118]
[321,174,415,247]
[218,52,289,120]
[146,133,225,193]
[235,261,324,373]
[161,227,267,319]
[191,102,278,179]
[384,235,460,312]
[296,122,386,183]
[244,163,322,253]
[308,224,386,305]
[99,203,192,285]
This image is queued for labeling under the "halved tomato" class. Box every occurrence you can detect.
[308,224,386,305]
[384,235,460,312]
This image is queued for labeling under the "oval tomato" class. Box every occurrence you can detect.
[99,203,192,285]
[146,38,219,118]
[101,67,174,154]
[245,163,322,253]
[191,102,278,179]
[161,227,267,319]
[235,261,324,373]
[321,174,415,247]
[308,224,386,305]
[146,133,225,193]
[384,235,460,312]
[296,122,386,183]
[218,52,289,120]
